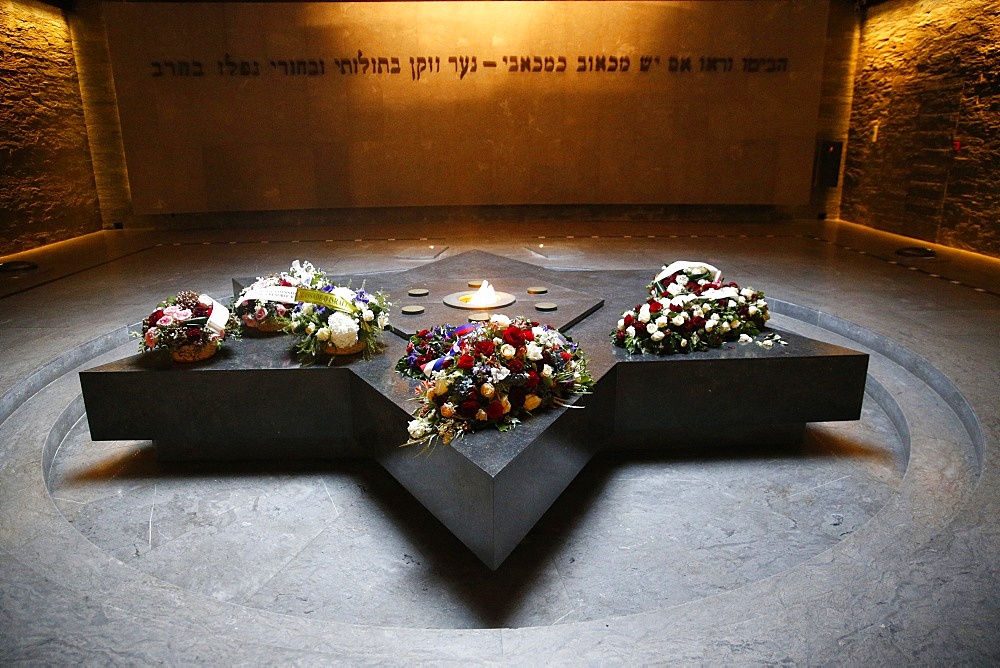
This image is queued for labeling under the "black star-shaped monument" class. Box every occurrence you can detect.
[81,252,868,569]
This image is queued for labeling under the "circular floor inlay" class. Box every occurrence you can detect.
[50,395,904,630]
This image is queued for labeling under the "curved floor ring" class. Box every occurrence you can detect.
[13,294,978,634]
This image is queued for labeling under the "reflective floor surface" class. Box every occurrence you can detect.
[1,217,998,663]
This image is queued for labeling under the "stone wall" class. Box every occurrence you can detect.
[0,0,102,256]
[841,0,1000,257]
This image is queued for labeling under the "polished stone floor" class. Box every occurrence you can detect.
[1,218,998,663]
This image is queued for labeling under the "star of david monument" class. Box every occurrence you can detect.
[81,251,868,569]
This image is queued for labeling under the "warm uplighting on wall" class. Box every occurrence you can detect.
[11,0,69,29]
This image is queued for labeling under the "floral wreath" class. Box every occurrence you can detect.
[398,314,594,449]
[137,290,238,360]
[611,260,777,355]
[233,260,327,333]
[287,283,391,363]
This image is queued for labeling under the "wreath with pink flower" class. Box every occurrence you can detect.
[137,290,238,360]
[233,260,328,334]
[398,315,594,449]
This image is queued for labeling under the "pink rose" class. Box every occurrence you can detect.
[174,308,192,321]
[254,306,268,320]
[144,328,159,348]
[275,303,287,316]
[163,305,180,316]
[157,315,174,327]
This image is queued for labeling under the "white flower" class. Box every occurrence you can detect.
[705,321,714,332]
[646,323,658,335]
[362,308,375,322]
[535,328,563,348]
[617,318,625,329]
[407,417,431,439]
[655,316,670,328]
[541,364,553,378]
[626,326,636,337]
[741,287,755,298]
[667,282,684,296]
[330,286,356,303]
[301,303,314,315]
[327,311,360,348]
[490,366,510,384]
[680,338,687,347]
[501,343,516,359]
[377,313,389,330]
[720,321,731,333]
[727,300,737,309]
[638,304,651,323]
[671,315,685,327]
[739,333,753,344]
[305,322,316,335]
[315,327,331,341]
[490,314,511,328]
[525,342,544,361]
[757,339,774,349]
[749,305,758,316]
[650,330,665,342]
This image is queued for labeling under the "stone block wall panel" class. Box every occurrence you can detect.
[0,0,102,256]
[841,0,1000,258]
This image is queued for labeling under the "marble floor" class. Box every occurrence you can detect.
[1,217,998,663]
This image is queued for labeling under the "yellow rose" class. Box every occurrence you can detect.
[480,382,495,398]
[524,394,542,411]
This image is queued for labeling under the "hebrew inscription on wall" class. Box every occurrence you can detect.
[104,1,829,214]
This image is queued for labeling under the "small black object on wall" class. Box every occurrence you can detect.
[815,140,843,189]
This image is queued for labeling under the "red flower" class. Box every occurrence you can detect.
[185,327,201,342]
[525,370,540,389]
[523,328,535,342]
[503,326,526,347]
[475,340,495,356]
[669,303,682,313]
[649,300,663,313]
[560,351,572,361]
[486,401,504,420]
[148,309,164,326]
[623,313,634,327]
[459,401,480,418]
[417,329,430,338]
[457,354,475,369]
[507,359,524,373]
[616,330,626,342]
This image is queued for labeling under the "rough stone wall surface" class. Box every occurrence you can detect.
[0,0,101,256]
[842,0,1000,258]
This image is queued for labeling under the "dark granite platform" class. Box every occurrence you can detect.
[81,251,869,569]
